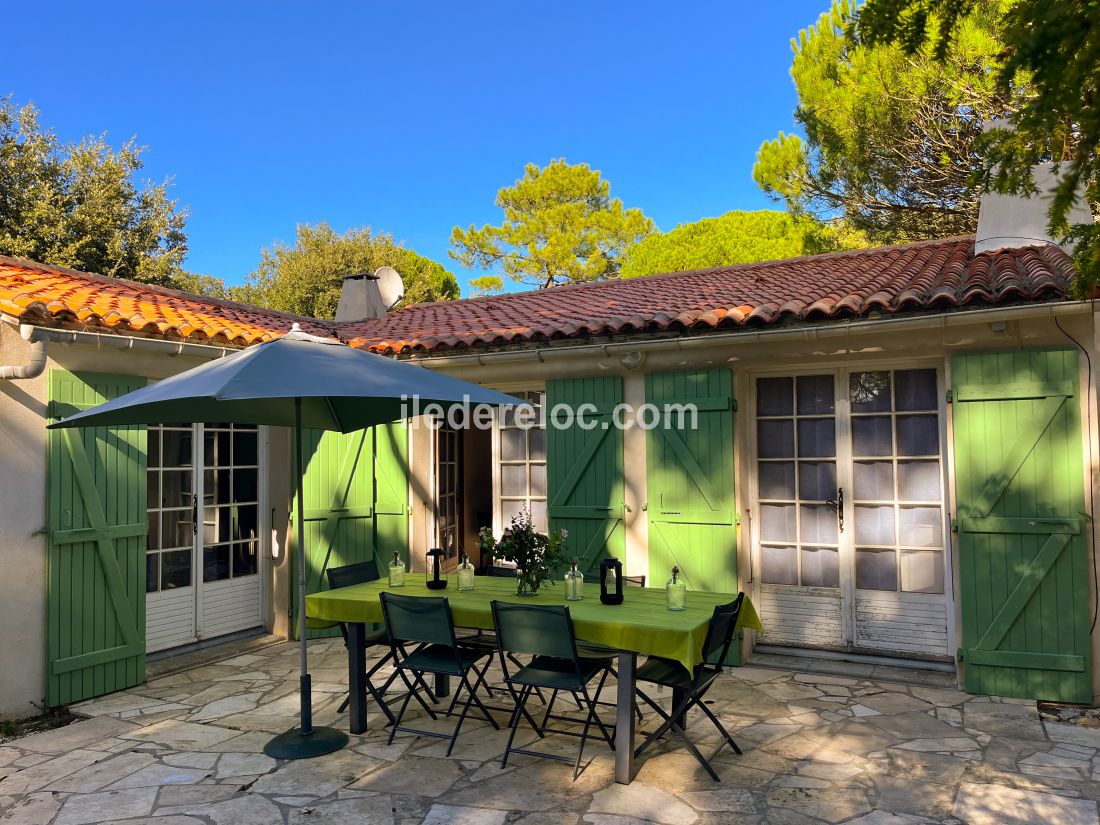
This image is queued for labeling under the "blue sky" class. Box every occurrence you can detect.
[5,1,827,295]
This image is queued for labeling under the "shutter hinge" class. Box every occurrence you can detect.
[950,515,958,533]
[956,647,965,662]
[732,399,738,412]
[945,389,953,403]
[734,512,742,526]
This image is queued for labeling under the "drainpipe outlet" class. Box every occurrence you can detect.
[0,324,48,380]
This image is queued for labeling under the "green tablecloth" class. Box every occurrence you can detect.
[305,576,764,673]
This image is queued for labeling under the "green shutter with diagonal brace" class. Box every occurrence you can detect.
[291,422,408,638]
[546,377,625,577]
[646,368,738,663]
[47,371,147,706]
[952,349,1091,702]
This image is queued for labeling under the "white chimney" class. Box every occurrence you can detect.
[975,121,1095,254]
[335,271,389,322]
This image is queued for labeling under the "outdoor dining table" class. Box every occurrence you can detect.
[306,575,763,784]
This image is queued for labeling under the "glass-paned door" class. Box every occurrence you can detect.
[753,368,951,658]
[146,423,263,652]
[435,425,462,557]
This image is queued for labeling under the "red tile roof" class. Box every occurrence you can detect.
[341,236,1074,354]
[0,256,334,346]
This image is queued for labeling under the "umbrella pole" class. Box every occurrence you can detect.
[264,397,348,759]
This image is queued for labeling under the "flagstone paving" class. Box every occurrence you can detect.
[0,638,1098,823]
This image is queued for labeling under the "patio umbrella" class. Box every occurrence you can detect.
[49,324,527,759]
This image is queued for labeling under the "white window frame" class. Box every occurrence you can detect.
[491,388,547,535]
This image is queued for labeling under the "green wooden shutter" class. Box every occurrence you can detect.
[546,377,625,576]
[47,371,147,706]
[952,349,1091,703]
[646,368,737,593]
[291,423,408,638]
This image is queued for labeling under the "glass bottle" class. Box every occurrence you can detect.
[666,565,686,611]
[388,550,406,587]
[457,553,475,591]
[564,559,583,601]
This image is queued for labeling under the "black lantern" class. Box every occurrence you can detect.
[426,547,448,590]
[599,556,624,605]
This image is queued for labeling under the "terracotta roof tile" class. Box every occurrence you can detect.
[341,237,1074,354]
[0,256,334,345]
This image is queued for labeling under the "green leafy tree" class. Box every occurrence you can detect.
[621,210,866,278]
[233,222,459,319]
[753,1,1018,244]
[853,0,1100,291]
[451,159,655,290]
[0,97,194,286]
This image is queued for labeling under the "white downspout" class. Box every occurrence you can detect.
[0,324,47,380]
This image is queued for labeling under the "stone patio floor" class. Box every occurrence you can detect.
[1,637,1099,824]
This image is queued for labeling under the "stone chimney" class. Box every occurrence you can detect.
[335,272,389,322]
[975,121,1095,254]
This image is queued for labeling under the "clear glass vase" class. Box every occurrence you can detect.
[515,568,540,597]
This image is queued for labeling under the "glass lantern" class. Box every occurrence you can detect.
[666,565,687,611]
[388,550,406,587]
[599,556,624,605]
[457,553,475,591]
[426,547,448,590]
[564,559,583,601]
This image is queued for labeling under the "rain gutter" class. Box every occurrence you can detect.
[405,300,1095,368]
[0,324,48,380]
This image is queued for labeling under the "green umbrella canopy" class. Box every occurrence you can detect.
[47,326,528,431]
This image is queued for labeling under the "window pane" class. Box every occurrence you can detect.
[529,428,546,461]
[852,416,892,456]
[856,548,897,591]
[146,553,159,593]
[161,510,193,550]
[203,544,231,583]
[853,461,894,501]
[796,375,834,415]
[849,371,892,412]
[205,469,230,505]
[529,500,547,533]
[233,541,258,578]
[160,471,192,508]
[895,369,937,411]
[854,504,895,546]
[162,430,192,467]
[233,504,259,543]
[760,503,797,542]
[800,504,837,544]
[161,549,192,590]
[529,463,547,498]
[798,461,836,501]
[501,429,525,461]
[899,506,942,547]
[501,464,527,497]
[147,511,160,551]
[148,429,161,469]
[761,545,798,585]
[758,462,795,499]
[901,549,944,594]
[757,420,794,458]
[233,469,258,503]
[801,547,840,588]
[797,418,836,458]
[896,415,939,456]
[204,430,232,467]
[897,460,941,501]
[757,377,793,416]
[501,499,526,525]
[147,473,160,510]
[233,431,258,466]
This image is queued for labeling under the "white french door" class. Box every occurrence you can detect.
[145,423,264,653]
[752,366,952,659]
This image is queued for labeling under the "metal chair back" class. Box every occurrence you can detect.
[326,559,380,590]
[491,601,579,662]
[379,592,457,648]
[699,593,745,668]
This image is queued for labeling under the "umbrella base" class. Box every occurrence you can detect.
[264,725,348,760]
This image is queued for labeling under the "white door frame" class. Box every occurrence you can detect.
[745,357,956,658]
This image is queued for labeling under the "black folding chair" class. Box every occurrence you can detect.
[492,600,616,779]
[327,560,434,724]
[379,592,500,756]
[632,592,745,781]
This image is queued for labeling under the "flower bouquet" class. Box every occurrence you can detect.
[477,511,568,596]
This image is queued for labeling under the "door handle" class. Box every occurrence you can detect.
[826,487,844,533]
[192,499,199,536]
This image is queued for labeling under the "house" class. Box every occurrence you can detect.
[0,185,1096,719]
